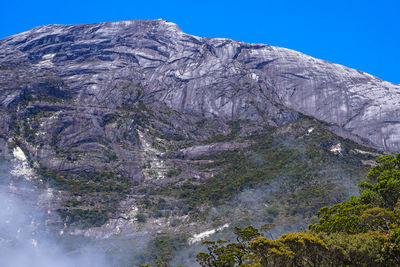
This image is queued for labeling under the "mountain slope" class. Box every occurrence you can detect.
[0,19,395,265]
[1,20,399,153]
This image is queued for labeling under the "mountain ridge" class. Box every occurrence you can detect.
[0,19,397,265]
[1,19,398,153]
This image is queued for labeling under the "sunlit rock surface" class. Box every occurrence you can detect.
[0,21,395,264]
[0,19,399,153]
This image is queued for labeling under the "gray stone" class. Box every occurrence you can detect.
[0,19,397,153]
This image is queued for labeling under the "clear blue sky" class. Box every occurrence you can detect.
[1,0,399,84]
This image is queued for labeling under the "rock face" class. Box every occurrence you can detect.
[1,19,399,153]
[0,20,394,264]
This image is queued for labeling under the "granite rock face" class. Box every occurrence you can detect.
[0,19,399,153]
[0,21,394,258]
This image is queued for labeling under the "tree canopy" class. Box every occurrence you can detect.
[196,153,400,266]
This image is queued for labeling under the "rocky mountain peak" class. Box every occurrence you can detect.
[0,20,397,265]
[0,20,399,153]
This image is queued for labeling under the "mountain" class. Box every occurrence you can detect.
[1,20,399,152]
[0,20,396,265]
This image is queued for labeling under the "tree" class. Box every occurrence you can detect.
[196,239,247,267]
[361,153,400,209]
[381,227,400,265]
[278,233,328,266]
[197,153,400,266]
[309,201,372,234]
[310,153,400,234]
[248,237,294,267]
[314,231,387,266]
[360,207,398,231]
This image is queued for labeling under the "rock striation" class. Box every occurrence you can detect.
[0,19,399,153]
[0,21,394,263]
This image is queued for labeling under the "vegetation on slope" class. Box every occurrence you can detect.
[154,118,376,231]
[6,84,384,264]
[41,168,133,228]
[133,118,379,266]
[194,153,400,266]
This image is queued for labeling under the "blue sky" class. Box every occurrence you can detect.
[1,0,399,83]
